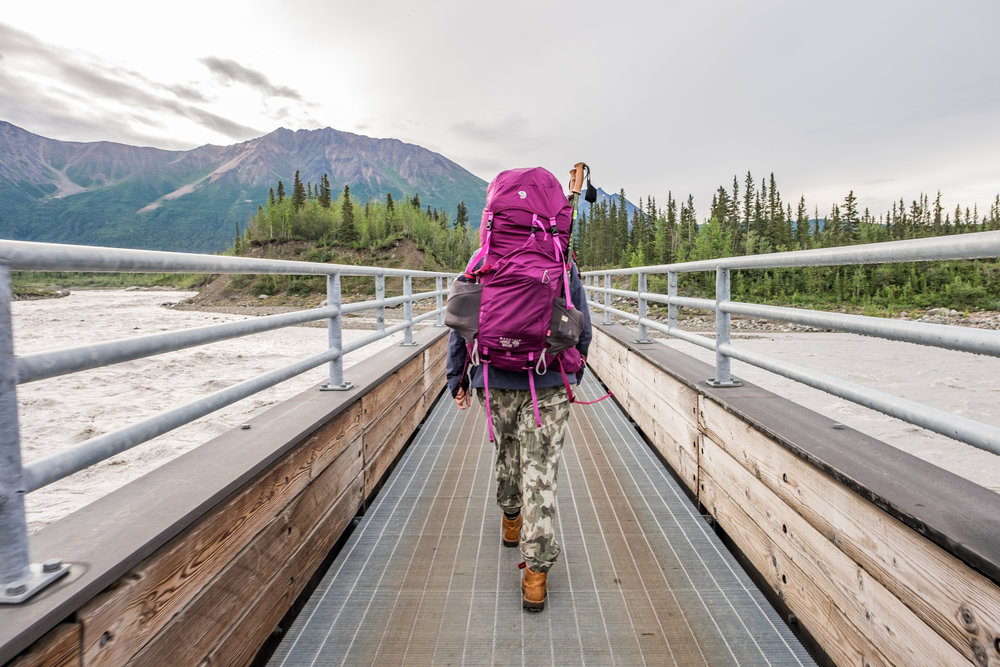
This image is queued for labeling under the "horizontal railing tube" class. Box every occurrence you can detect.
[16,306,340,384]
[719,302,1000,357]
[595,286,641,300]
[22,344,346,492]
[0,240,452,278]
[341,289,446,313]
[587,286,715,312]
[340,311,440,357]
[585,300,716,352]
[718,342,1000,456]
[663,295,715,310]
[584,230,1000,275]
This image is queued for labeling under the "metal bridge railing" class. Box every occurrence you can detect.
[0,240,453,604]
[582,230,1000,459]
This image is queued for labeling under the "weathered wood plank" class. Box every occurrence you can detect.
[8,622,79,667]
[204,477,363,667]
[364,388,436,499]
[361,356,425,428]
[79,403,363,667]
[700,434,967,666]
[624,393,698,493]
[128,443,363,665]
[588,329,629,395]
[702,399,1000,664]
[626,351,699,423]
[363,359,445,463]
[364,373,430,465]
[363,353,444,499]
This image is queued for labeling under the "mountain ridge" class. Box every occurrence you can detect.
[0,122,488,252]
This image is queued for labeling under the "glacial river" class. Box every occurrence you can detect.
[10,289,1000,532]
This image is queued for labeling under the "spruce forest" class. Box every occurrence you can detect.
[243,170,1000,313]
[577,172,1000,313]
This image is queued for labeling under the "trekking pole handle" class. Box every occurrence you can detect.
[568,162,588,195]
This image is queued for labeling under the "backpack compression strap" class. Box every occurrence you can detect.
[558,356,613,405]
[482,357,496,442]
[527,353,543,428]
[541,214,575,309]
[464,211,494,277]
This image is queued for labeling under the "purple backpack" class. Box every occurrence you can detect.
[445,167,585,438]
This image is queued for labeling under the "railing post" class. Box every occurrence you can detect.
[0,263,69,603]
[400,275,417,346]
[603,274,612,325]
[709,267,742,388]
[321,272,352,391]
[636,272,650,343]
[375,274,386,334]
[435,276,444,327]
[668,271,678,330]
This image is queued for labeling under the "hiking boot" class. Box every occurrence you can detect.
[521,567,547,611]
[502,512,522,547]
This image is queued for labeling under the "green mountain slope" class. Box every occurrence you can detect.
[0,122,487,252]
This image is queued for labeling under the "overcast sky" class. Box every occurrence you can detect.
[2,0,998,220]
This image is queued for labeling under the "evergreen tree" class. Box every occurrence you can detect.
[742,171,755,254]
[827,204,842,245]
[933,191,944,233]
[666,192,678,262]
[795,196,809,248]
[766,173,785,248]
[843,190,859,242]
[455,201,469,231]
[385,192,397,234]
[730,176,742,253]
[276,181,286,203]
[617,189,629,264]
[292,171,306,212]
[679,194,698,262]
[319,174,332,208]
[339,185,358,244]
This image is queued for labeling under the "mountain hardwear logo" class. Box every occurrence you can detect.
[518,191,527,199]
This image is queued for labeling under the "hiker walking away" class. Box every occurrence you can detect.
[445,166,593,612]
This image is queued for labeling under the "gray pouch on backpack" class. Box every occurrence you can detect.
[444,276,482,343]
[546,297,585,355]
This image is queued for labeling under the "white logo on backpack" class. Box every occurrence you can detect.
[518,191,527,199]
[499,337,521,348]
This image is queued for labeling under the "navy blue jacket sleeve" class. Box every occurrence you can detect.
[446,328,468,397]
[569,262,592,381]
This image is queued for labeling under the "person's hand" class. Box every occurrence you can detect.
[454,386,470,410]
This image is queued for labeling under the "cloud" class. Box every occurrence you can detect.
[0,22,42,54]
[451,114,530,144]
[199,57,301,99]
[0,23,262,145]
[159,83,212,104]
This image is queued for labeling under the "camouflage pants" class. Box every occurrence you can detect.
[477,385,570,572]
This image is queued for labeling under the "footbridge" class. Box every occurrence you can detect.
[2,233,1000,666]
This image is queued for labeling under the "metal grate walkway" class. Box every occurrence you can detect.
[268,374,815,666]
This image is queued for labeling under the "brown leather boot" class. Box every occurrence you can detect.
[521,567,547,611]
[502,512,522,547]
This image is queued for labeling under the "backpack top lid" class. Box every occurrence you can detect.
[481,167,572,241]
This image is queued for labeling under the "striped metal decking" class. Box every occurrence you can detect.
[268,375,815,666]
